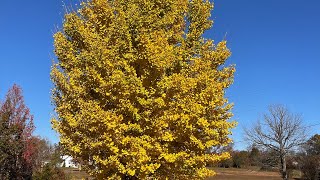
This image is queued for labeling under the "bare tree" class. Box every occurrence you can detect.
[245,105,306,180]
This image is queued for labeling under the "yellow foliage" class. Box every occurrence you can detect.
[51,0,236,179]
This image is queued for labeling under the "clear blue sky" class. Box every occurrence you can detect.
[0,0,319,150]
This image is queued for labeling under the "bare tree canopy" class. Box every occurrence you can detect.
[245,104,306,180]
[245,105,306,152]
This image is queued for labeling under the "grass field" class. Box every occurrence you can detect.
[61,168,92,180]
[207,167,283,180]
[63,167,300,180]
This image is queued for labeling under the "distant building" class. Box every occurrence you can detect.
[60,155,79,168]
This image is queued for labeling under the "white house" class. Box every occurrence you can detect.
[60,155,79,168]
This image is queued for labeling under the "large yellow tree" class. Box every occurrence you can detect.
[51,0,236,179]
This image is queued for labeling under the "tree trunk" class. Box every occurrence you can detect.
[280,153,287,180]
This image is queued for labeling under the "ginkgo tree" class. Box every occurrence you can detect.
[51,0,236,179]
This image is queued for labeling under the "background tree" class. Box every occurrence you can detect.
[304,134,320,155]
[232,150,249,168]
[0,84,35,179]
[32,143,67,180]
[51,0,236,179]
[298,134,320,180]
[259,149,279,171]
[28,137,63,174]
[215,143,234,168]
[245,105,306,180]
[30,137,52,172]
[248,145,261,166]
